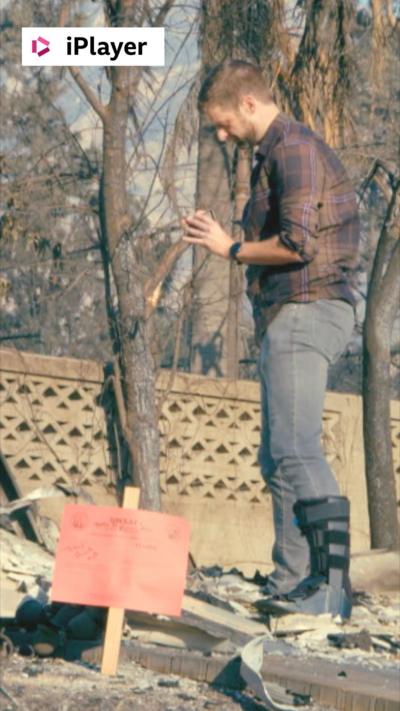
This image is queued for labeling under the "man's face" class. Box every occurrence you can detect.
[206,102,258,145]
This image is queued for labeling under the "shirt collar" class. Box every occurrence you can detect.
[254,112,289,163]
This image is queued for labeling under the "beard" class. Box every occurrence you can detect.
[235,119,259,146]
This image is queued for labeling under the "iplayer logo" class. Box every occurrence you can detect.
[31,36,50,57]
[22,28,164,67]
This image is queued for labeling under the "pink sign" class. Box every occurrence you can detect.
[52,504,190,616]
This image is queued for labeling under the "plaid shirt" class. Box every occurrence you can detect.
[242,113,360,340]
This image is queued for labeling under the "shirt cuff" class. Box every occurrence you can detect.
[279,231,319,264]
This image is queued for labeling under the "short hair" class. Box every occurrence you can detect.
[198,60,272,111]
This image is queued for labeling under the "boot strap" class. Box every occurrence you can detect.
[325,553,349,570]
[325,530,349,545]
[294,497,350,526]
[299,524,349,543]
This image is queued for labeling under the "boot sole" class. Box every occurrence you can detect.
[255,585,352,619]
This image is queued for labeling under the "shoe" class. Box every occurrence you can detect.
[256,496,352,619]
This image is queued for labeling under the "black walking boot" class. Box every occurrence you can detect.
[256,496,352,619]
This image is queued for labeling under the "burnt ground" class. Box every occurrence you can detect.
[0,653,335,711]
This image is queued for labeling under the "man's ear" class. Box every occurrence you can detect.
[239,94,257,114]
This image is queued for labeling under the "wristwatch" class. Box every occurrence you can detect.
[229,241,242,263]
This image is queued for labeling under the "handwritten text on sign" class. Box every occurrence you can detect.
[51,505,190,615]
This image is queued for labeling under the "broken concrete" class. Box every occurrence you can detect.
[350,549,400,592]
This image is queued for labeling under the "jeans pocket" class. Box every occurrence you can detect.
[312,300,354,364]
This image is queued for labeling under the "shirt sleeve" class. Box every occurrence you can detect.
[272,140,321,263]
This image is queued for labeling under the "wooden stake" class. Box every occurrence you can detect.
[101,486,140,676]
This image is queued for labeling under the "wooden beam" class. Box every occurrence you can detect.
[100,486,140,676]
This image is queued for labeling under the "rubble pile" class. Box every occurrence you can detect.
[184,564,400,668]
[1,530,399,710]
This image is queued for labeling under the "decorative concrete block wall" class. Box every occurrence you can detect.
[0,349,116,526]
[1,348,399,575]
[156,370,399,573]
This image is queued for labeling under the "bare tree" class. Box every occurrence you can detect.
[288,0,353,147]
[188,1,235,377]
[189,1,280,377]
[362,165,400,550]
[58,0,192,509]
[0,4,106,357]
[2,0,199,507]
[370,0,398,91]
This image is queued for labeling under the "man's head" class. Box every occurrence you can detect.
[198,60,277,145]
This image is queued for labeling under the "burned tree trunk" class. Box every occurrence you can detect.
[189,0,273,376]
[226,147,251,379]
[100,70,161,510]
[290,0,352,147]
[363,180,400,549]
[64,0,180,510]
[189,0,235,376]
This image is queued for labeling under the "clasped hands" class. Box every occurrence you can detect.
[181,210,234,259]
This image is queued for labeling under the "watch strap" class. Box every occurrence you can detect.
[229,241,242,263]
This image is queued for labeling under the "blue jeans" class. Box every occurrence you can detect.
[258,299,355,595]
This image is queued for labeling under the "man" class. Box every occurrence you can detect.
[182,60,360,618]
